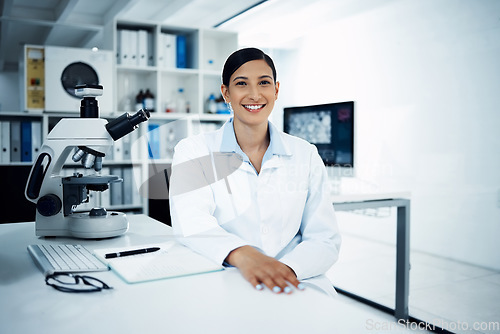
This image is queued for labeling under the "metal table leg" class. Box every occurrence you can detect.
[333,198,410,320]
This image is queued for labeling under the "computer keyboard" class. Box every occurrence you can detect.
[28,244,109,276]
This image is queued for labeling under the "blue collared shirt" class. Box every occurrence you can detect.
[219,117,290,174]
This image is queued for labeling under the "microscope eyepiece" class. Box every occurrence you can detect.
[130,108,151,125]
[105,109,150,141]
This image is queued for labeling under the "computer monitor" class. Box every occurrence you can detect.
[283,101,354,177]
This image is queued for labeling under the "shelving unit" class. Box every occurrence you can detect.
[114,20,237,116]
[113,20,237,220]
[0,21,237,222]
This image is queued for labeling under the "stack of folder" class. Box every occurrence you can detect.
[117,29,151,67]
[158,32,187,69]
[117,28,188,69]
[0,120,42,163]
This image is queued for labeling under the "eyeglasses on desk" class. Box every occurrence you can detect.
[45,273,113,293]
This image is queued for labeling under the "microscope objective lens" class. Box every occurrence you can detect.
[72,149,86,162]
[82,153,96,169]
[94,156,103,171]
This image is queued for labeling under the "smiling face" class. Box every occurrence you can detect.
[221,59,279,129]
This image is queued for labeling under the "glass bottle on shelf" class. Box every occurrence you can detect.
[176,88,187,114]
[144,89,155,112]
[206,94,217,113]
[135,89,144,110]
[216,95,230,114]
[165,90,176,113]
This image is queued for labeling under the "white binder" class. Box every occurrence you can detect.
[161,33,177,69]
[10,121,21,162]
[31,120,42,161]
[118,29,128,65]
[0,121,9,162]
[137,30,148,67]
[129,30,138,66]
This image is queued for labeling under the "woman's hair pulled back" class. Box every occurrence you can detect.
[222,47,277,87]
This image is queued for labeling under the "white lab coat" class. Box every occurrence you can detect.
[169,118,341,296]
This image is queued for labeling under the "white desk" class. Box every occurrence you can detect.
[332,190,411,320]
[0,215,408,334]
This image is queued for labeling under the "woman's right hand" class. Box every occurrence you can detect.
[224,245,304,294]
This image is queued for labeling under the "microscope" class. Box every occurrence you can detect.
[25,84,150,238]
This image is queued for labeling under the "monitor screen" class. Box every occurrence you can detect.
[283,101,354,167]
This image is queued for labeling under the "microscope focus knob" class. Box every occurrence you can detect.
[37,194,62,217]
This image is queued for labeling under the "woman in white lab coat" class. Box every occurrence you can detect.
[169,48,341,296]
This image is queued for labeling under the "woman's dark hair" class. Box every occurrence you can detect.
[222,47,277,86]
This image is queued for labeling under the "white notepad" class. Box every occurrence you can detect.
[93,241,223,283]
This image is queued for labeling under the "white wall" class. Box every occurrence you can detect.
[280,0,500,269]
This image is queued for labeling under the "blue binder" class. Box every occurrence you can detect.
[21,121,33,162]
[176,35,187,68]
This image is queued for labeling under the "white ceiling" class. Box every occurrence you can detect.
[0,0,262,70]
[0,0,395,71]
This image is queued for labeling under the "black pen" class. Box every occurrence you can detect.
[105,247,160,259]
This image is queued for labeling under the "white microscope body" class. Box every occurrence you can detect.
[25,85,150,238]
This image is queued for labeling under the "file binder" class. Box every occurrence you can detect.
[118,29,128,65]
[31,120,42,160]
[10,121,21,162]
[0,121,9,163]
[147,31,154,66]
[119,29,138,66]
[21,121,32,162]
[0,123,2,163]
[129,30,138,66]
[137,30,148,67]
[176,35,187,68]
[161,33,177,69]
